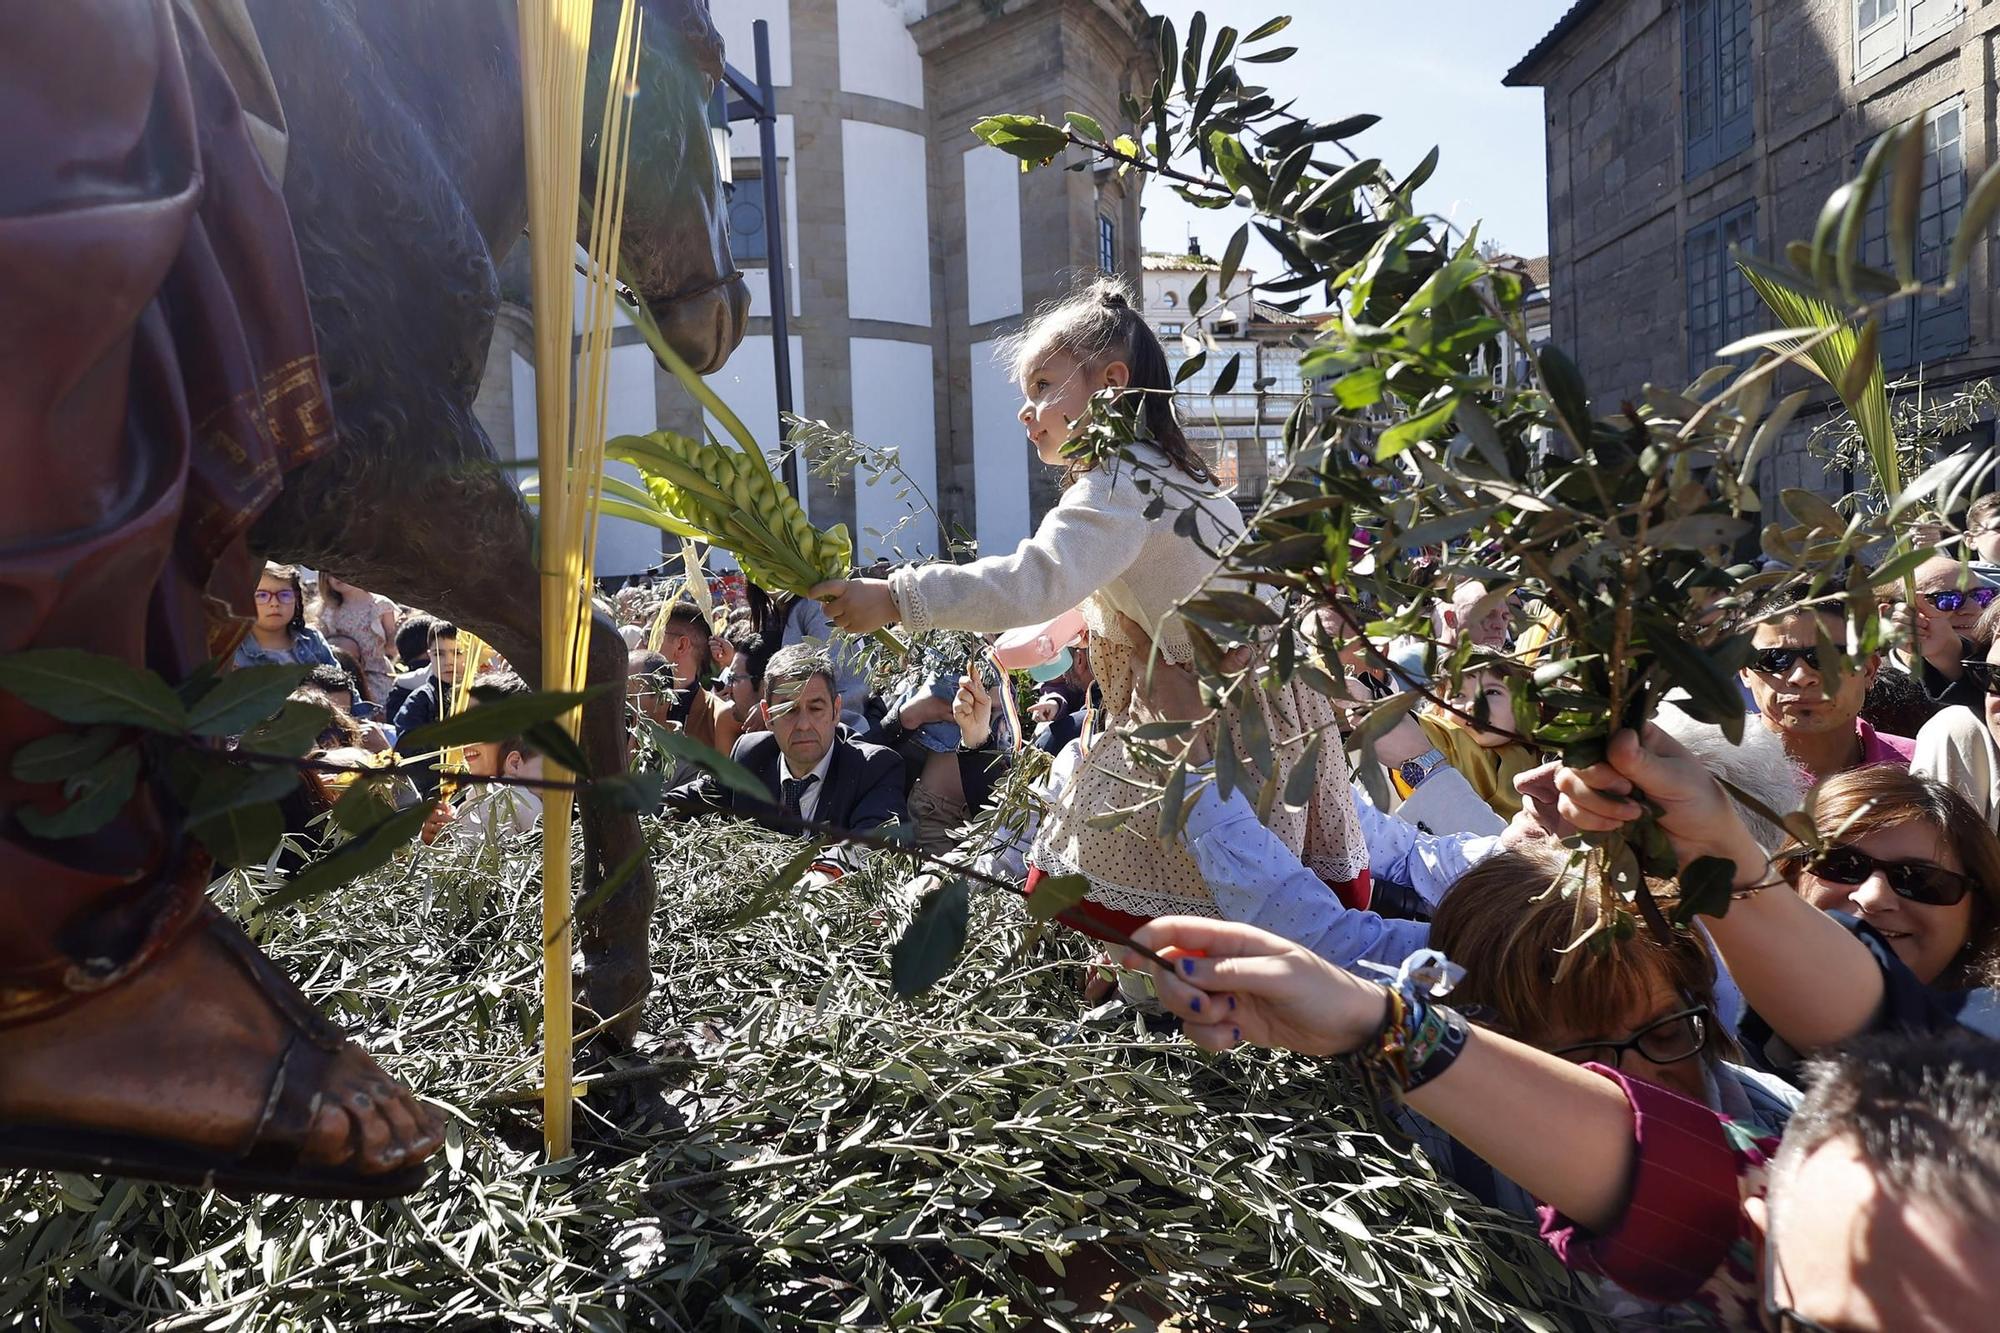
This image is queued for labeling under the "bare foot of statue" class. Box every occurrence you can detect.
[0,905,444,1198]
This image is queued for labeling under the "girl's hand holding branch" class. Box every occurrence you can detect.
[811,578,899,634]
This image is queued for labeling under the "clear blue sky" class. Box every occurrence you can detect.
[1138,1,1574,269]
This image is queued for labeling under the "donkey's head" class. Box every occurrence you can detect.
[583,0,749,373]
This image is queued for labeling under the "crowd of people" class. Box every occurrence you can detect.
[242,277,2000,1329]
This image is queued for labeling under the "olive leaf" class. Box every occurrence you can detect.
[1024,872,1092,924]
[890,877,971,998]
[253,800,435,917]
[17,746,142,840]
[10,726,124,785]
[399,686,604,757]
[186,664,312,737]
[0,649,187,732]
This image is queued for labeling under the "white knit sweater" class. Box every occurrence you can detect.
[889,445,1244,663]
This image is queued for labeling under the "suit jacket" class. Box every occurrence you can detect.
[667,728,908,873]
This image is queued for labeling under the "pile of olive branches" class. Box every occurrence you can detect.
[1,815,1602,1332]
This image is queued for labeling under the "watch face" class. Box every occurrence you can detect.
[1399,758,1426,785]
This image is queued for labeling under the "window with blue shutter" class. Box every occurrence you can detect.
[1686,201,1760,375]
[1857,99,1968,371]
[1684,0,1754,178]
[728,183,769,264]
[1855,1,1964,81]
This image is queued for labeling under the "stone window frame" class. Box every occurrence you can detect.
[1683,0,1754,179]
[1098,212,1117,276]
[1854,0,1963,82]
[1855,96,1970,370]
[1684,199,1761,377]
[726,173,770,265]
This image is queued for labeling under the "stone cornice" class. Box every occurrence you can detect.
[913,0,1148,60]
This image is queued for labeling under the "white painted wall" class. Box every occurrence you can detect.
[962,146,1024,326]
[969,338,1032,560]
[848,337,940,561]
[508,345,663,578]
[843,121,932,326]
[837,0,925,107]
[713,0,792,86]
[728,113,800,318]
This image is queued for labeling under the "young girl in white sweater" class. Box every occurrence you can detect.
[815,279,1368,934]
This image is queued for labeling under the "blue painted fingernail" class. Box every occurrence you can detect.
[1189,995,1202,1013]
[1180,958,1197,977]
[1228,995,1237,1011]
[1232,1027,1242,1042]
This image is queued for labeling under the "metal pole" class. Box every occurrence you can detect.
[752,20,799,501]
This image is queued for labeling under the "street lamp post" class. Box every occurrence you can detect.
[717,20,799,499]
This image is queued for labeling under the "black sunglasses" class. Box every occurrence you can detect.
[1750,646,1821,675]
[1922,586,2000,613]
[1960,660,2000,696]
[1548,1005,1711,1070]
[1782,844,1976,908]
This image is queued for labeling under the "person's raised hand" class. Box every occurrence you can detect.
[1552,724,1767,872]
[1118,917,1389,1057]
[809,578,899,634]
[953,659,994,749]
[1028,696,1062,725]
[1508,760,1574,842]
[419,799,455,846]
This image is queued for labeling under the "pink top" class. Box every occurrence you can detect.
[1539,1066,1778,1329]
[1856,718,1916,768]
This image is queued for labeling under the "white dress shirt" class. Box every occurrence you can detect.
[781,744,837,825]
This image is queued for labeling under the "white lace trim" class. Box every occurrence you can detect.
[889,568,932,634]
[1030,844,1223,920]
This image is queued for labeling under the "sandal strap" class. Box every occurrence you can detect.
[197,907,354,1166]
[245,1030,334,1168]
[202,905,348,1053]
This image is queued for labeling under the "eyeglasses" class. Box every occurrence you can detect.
[1782,844,1975,907]
[1548,1005,1710,1070]
[254,589,298,606]
[1922,587,1999,613]
[1750,646,1821,675]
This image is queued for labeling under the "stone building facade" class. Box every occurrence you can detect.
[472,0,1152,576]
[1507,0,2000,497]
[1141,248,1322,507]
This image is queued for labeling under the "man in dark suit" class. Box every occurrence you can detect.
[666,642,907,878]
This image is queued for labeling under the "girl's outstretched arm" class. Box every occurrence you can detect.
[820,471,1152,638]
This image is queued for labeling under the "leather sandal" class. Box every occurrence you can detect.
[0,904,435,1200]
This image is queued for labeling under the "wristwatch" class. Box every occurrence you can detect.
[1398,747,1448,788]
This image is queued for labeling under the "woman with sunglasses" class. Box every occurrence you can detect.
[1553,727,2000,1064]
[232,561,337,670]
[1910,595,2000,827]
[1764,766,2000,1036]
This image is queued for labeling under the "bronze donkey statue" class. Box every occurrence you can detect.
[249,0,750,1041]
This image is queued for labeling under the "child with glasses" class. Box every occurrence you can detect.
[232,561,337,672]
